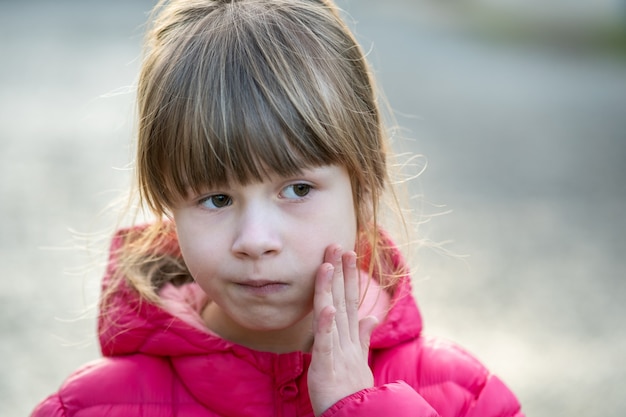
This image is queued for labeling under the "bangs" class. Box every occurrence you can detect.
[137,1,384,214]
[163,59,340,198]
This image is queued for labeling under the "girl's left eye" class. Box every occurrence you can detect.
[281,183,312,199]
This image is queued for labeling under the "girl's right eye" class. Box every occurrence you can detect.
[199,194,232,209]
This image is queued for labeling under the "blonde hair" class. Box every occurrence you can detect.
[110,0,408,306]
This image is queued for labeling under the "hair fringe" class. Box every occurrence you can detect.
[102,0,434,313]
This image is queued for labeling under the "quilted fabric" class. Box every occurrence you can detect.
[31,227,523,417]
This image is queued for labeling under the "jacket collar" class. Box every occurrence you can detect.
[98,226,423,358]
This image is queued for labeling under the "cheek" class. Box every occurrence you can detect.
[336,194,359,249]
[174,220,217,278]
[312,205,358,252]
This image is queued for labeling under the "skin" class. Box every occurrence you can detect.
[308,245,379,416]
[172,164,378,416]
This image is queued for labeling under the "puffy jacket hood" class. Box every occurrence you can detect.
[98,227,423,358]
[33,226,524,417]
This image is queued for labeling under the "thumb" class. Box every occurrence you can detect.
[358,315,379,354]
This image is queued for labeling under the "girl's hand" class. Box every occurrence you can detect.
[308,245,379,417]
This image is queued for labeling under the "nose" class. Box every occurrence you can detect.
[231,204,282,259]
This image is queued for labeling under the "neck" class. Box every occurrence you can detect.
[201,302,314,354]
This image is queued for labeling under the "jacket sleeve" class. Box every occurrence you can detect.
[348,336,523,417]
[31,394,67,417]
[320,381,440,417]
[464,375,524,417]
[412,338,524,417]
[320,375,524,417]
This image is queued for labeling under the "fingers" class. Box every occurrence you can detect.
[312,262,335,354]
[328,247,346,326]
[309,245,377,416]
[315,245,362,346]
[358,315,379,356]
[340,251,360,343]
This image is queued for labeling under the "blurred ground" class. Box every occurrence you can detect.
[2,0,625,416]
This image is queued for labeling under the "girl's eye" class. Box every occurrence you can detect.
[282,183,312,199]
[200,194,232,209]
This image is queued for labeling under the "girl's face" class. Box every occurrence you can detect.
[172,164,357,351]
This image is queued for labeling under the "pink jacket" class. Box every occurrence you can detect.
[32,228,523,417]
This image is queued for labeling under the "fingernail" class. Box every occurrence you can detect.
[347,251,357,267]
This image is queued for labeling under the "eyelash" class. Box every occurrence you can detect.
[197,183,313,210]
[280,183,312,199]
[198,194,232,209]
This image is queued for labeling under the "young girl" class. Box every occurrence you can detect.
[32,0,523,416]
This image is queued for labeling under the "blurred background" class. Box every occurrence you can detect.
[2,0,625,415]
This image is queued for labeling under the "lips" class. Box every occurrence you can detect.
[235,279,289,295]
[237,279,284,287]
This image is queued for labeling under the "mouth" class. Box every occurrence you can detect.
[235,279,289,295]
[237,279,284,287]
